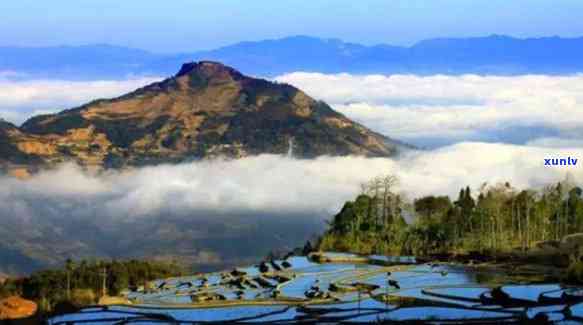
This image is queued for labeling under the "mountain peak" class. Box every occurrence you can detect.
[175,61,244,80]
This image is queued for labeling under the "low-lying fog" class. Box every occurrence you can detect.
[1,73,582,274]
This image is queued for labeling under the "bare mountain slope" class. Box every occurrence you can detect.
[4,62,402,173]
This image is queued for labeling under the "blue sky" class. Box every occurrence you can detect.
[2,0,583,52]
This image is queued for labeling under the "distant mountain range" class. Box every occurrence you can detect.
[0,61,401,176]
[2,35,583,79]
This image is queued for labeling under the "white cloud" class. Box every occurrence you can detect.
[2,143,581,222]
[395,142,583,198]
[275,73,583,147]
[0,78,161,124]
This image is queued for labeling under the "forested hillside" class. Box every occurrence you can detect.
[319,175,583,256]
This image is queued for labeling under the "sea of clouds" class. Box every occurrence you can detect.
[276,73,583,148]
[0,73,581,229]
[0,77,160,124]
[2,145,582,224]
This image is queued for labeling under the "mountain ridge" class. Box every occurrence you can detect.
[3,35,583,79]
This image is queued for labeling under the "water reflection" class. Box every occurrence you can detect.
[48,252,583,324]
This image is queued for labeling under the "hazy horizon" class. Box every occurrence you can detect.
[3,33,583,52]
[3,0,583,52]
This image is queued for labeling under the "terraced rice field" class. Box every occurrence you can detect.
[48,252,583,324]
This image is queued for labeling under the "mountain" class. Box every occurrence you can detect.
[3,35,583,79]
[406,35,583,75]
[1,61,400,174]
[0,120,41,167]
[0,44,163,80]
[168,35,583,75]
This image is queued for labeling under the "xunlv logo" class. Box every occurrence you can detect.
[544,157,578,166]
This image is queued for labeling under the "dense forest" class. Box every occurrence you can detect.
[0,259,183,313]
[318,175,583,257]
